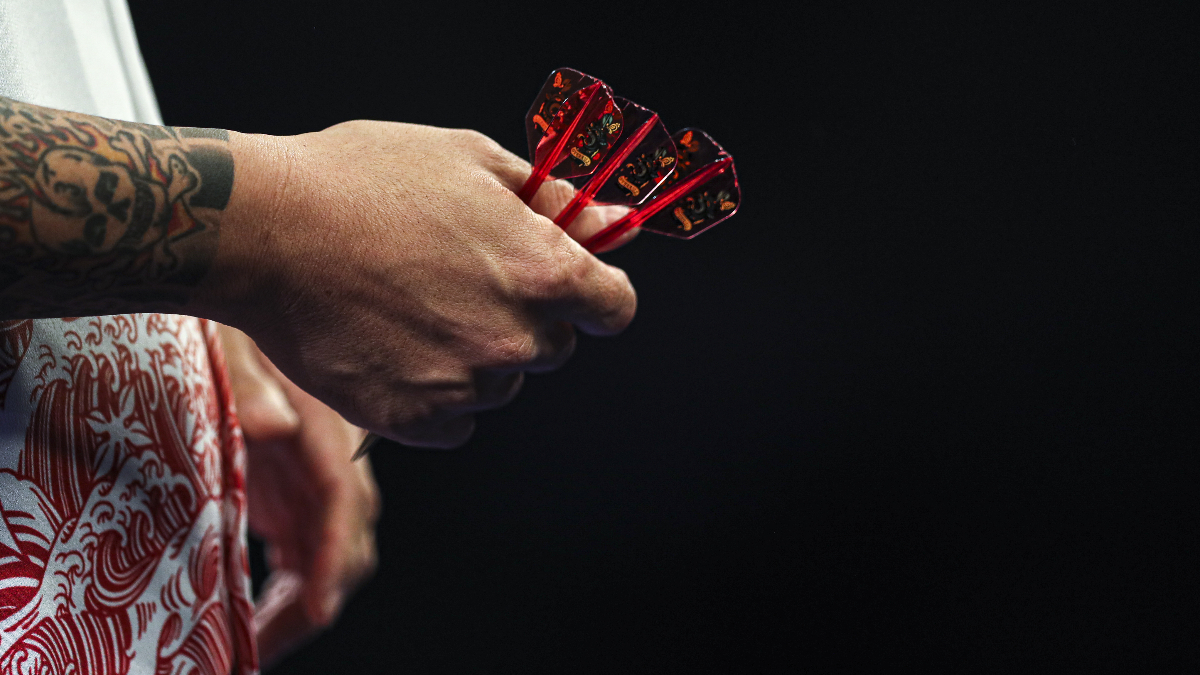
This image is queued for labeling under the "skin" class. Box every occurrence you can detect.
[1,98,638,655]
[2,101,638,446]
[220,324,378,667]
[202,122,637,448]
[218,182,630,665]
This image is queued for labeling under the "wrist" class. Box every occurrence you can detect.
[190,131,291,329]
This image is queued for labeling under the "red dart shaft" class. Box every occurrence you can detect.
[553,113,660,229]
[583,203,648,253]
[583,157,733,252]
[517,84,602,204]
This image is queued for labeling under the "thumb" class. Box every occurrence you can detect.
[219,324,301,440]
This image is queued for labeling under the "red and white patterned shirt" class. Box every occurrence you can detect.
[0,315,256,674]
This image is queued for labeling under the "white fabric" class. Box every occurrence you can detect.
[0,0,160,124]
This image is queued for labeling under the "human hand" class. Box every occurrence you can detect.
[198,122,638,448]
[218,324,380,668]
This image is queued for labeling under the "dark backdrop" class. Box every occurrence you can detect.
[131,2,1196,671]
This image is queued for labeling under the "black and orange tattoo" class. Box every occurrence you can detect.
[0,97,232,318]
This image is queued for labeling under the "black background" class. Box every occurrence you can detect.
[132,2,1196,671]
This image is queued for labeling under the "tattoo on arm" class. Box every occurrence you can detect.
[0,97,233,318]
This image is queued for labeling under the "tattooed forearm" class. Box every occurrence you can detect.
[0,97,233,318]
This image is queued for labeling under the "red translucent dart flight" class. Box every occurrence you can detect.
[583,128,741,253]
[553,97,677,230]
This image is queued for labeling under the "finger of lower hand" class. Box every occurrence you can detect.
[254,571,318,670]
[218,325,301,440]
[304,508,362,626]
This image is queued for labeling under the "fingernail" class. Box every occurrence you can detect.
[595,204,631,224]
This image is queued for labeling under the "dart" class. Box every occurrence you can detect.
[354,84,741,463]
[353,433,377,461]
[515,69,624,204]
[583,128,739,253]
[552,97,677,229]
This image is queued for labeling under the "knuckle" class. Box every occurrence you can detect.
[456,127,488,144]
[580,264,637,334]
[526,324,575,373]
[532,251,587,300]
[477,371,524,407]
[453,128,497,155]
[326,118,372,134]
[464,130,520,168]
[486,333,540,366]
[441,385,478,410]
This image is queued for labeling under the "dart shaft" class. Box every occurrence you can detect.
[353,432,380,461]
[583,209,644,253]
[553,191,593,229]
[583,157,733,252]
[516,157,554,203]
[553,113,660,229]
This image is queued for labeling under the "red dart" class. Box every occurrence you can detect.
[516,72,623,204]
[583,128,740,252]
[552,98,676,229]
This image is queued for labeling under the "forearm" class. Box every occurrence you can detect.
[0,96,278,320]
